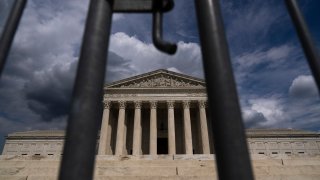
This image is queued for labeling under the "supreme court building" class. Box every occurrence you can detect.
[2,69,320,156]
[98,69,211,156]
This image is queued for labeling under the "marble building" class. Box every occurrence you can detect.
[2,69,320,156]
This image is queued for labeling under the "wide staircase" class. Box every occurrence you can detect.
[1,154,320,180]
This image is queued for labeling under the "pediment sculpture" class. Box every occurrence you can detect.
[118,75,204,88]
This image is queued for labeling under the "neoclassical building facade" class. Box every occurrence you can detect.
[2,69,320,156]
[98,69,211,156]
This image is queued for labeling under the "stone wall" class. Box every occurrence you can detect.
[3,137,320,156]
[2,140,64,156]
[248,137,320,155]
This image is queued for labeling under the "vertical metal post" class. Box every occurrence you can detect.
[58,0,113,179]
[0,0,27,76]
[285,0,320,92]
[194,0,254,179]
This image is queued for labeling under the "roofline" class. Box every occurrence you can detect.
[105,69,205,88]
[5,129,319,139]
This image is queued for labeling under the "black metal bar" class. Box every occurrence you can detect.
[58,0,113,179]
[285,0,320,92]
[152,0,177,55]
[113,0,173,13]
[0,0,27,77]
[194,0,254,179]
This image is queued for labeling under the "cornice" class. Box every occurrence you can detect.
[5,129,320,140]
[105,88,206,94]
[105,69,206,88]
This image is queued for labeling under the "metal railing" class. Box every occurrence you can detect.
[0,0,319,179]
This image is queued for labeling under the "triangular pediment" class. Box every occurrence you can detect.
[107,69,205,88]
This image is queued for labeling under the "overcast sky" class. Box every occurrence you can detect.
[0,0,319,149]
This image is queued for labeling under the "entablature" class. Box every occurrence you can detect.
[104,93,207,102]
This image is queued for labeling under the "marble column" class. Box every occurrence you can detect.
[149,101,157,155]
[199,100,210,154]
[98,101,111,155]
[167,101,176,155]
[115,101,126,155]
[183,101,193,154]
[132,101,142,155]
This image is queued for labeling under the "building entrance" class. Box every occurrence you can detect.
[157,138,168,154]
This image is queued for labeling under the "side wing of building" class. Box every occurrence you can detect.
[2,129,320,156]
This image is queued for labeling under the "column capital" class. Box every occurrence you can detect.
[118,101,126,109]
[182,101,190,109]
[134,101,142,109]
[103,101,111,109]
[150,101,157,109]
[198,100,207,109]
[167,100,175,109]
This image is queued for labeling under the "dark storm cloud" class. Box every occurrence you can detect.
[0,0,90,150]
[243,110,268,128]
[9,50,138,122]
[289,75,319,99]
[105,51,138,83]
[24,61,77,121]
[0,0,89,125]
[111,14,152,43]
[4,49,43,79]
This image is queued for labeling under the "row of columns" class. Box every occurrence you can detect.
[98,100,210,155]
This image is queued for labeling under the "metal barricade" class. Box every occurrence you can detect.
[0,0,319,179]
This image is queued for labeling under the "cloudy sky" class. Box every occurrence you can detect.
[0,0,319,149]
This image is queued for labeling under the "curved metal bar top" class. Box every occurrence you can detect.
[153,10,177,55]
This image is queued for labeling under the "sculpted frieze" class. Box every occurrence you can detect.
[117,75,204,88]
[104,93,207,101]
[105,94,137,98]
[189,93,207,97]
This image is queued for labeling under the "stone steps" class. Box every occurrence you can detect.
[0,176,27,180]
[2,165,320,176]
[2,159,319,169]
[2,158,314,167]
[0,167,59,176]
[92,175,320,180]
[253,165,320,175]
[1,155,320,179]
[0,176,217,180]
[2,175,320,180]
